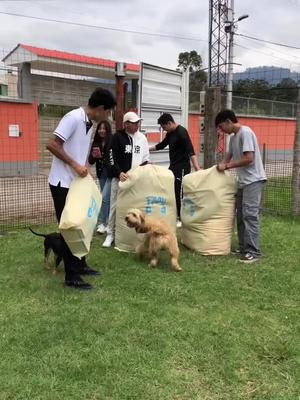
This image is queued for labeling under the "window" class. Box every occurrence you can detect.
[0,84,8,96]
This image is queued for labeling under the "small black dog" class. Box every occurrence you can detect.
[29,228,63,274]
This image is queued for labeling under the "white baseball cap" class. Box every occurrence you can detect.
[123,111,142,123]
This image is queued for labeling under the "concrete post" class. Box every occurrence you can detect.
[17,62,32,101]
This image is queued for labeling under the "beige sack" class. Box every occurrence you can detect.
[181,166,237,255]
[115,164,177,252]
[59,174,102,258]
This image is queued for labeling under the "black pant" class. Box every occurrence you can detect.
[170,162,191,218]
[49,183,86,281]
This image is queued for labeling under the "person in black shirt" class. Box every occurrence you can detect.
[150,113,200,222]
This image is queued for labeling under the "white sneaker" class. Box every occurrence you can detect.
[102,234,114,248]
[97,224,106,234]
[176,220,182,228]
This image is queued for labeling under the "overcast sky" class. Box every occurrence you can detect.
[0,0,299,74]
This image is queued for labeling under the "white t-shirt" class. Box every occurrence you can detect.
[48,107,94,188]
[229,125,267,188]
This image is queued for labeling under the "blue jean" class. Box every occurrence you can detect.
[98,168,112,225]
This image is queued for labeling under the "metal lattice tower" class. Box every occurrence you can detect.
[208,0,229,87]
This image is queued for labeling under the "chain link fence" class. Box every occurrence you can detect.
[1,44,299,228]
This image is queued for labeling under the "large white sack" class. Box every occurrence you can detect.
[181,166,237,255]
[59,174,102,258]
[115,164,177,252]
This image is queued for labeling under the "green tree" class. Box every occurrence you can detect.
[178,50,202,72]
[233,79,271,99]
[177,50,207,111]
[272,78,298,102]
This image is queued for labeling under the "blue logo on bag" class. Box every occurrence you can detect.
[183,198,196,217]
[146,196,167,215]
[87,197,100,219]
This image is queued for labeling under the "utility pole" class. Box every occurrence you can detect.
[226,0,234,109]
[207,0,230,163]
[115,62,126,131]
[208,0,229,88]
[225,1,249,109]
[203,86,222,168]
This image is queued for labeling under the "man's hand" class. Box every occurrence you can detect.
[86,164,91,174]
[217,162,227,172]
[74,163,88,177]
[119,172,128,182]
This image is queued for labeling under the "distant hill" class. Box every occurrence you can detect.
[233,66,300,85]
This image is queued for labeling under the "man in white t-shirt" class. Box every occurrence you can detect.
[47,87,116,290]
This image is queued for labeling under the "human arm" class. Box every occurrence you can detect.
[180,128,201,171]
[150,133,169,152]
[217,152,254,171]
[109,134,128,181]
[217,152,233,171]
[190,155,201,171]
[47,136,88,177]
[217,129,255,172]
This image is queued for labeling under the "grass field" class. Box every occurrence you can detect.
[263,177,292,216]
[1,216,300,400]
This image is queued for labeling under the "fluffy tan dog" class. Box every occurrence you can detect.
[125,209,181,272]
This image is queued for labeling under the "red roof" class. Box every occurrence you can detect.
[20,44,140,72]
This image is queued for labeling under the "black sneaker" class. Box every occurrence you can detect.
[65,277,93,290]
[239,253,259,264]
[231,249,241,255]
[79,266,101,277]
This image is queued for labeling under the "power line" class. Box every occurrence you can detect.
[0,0,58,2]
[0,11,207,42]
[236,33,300,51]
[237,32,300,63]
[235,43,300,66]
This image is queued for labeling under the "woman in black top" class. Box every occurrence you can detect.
[88,120,113,234]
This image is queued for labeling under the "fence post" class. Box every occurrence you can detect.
[262,143,266,168]
[115,62,126,131]
[203,86,222,169]
[291,88,300,216]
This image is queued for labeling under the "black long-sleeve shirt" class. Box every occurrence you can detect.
[88,135,113,179]
[155,125,195,167]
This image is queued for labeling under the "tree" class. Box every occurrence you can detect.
[233,79,271,99]
[272,78,298,103]
[178,50,203,72]
[177,50,207,110]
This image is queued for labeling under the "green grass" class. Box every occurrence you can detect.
[1,216,300,400]
[263,177,292,215]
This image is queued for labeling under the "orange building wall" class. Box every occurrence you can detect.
[188,113,200,154]
[239,117,296,150]
[0,102,38,162]
[188,114,296,155]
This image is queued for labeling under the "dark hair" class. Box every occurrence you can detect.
[157,113,175,125]
[215,109,238,126]
[95,120,112,147]
[88,87,116,110]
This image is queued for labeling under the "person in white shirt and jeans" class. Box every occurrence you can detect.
[47,87,116,290]
[102,111,150,248]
